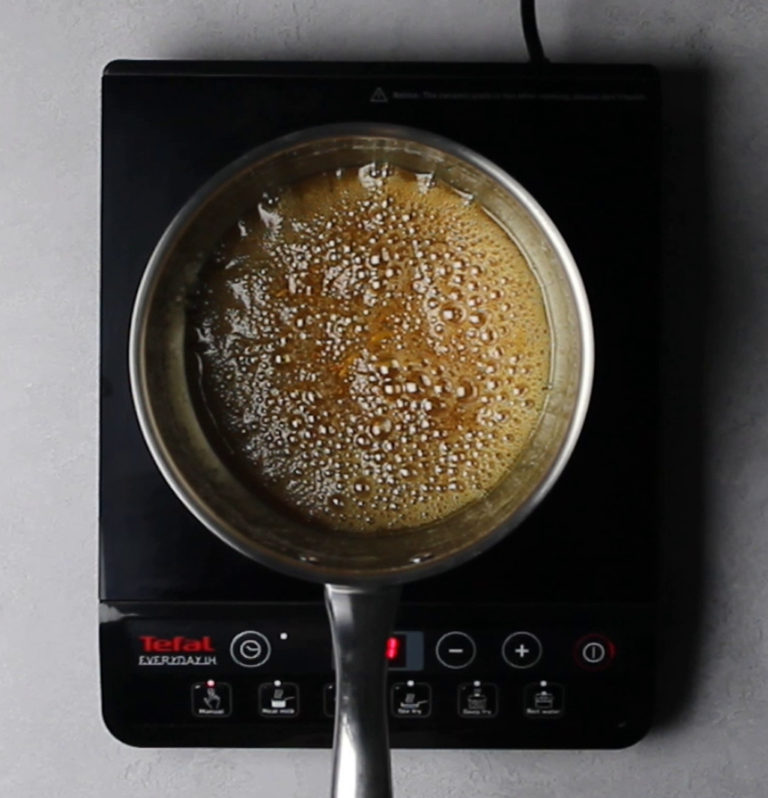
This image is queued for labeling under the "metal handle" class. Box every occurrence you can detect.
[325,583,402,798]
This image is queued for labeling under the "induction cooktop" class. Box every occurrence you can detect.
[100,60,661,748]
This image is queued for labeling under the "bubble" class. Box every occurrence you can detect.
[353,478,371,495]
[370,418,393,437]
[426,397,450,417]
[455,379,478,403]
[432,378,452,396]
[440,303,465,323]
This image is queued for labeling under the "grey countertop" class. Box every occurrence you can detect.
[2,1,767,795]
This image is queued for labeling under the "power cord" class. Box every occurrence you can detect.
[520,0,549,64]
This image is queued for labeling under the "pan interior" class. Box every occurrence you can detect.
[133,130,590,583]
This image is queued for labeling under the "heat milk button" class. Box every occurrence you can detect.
[230,630,271,668]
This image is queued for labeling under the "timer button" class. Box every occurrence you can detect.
[435,631,477,669]
[229,630,271,668]
[574,634,616,670]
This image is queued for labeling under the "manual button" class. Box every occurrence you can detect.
[191,680,232,718]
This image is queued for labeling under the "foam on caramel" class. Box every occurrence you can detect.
[188,164,550,533]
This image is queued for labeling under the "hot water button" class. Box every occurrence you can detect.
[523,681,565,719]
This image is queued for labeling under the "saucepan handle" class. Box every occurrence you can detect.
[325,583,402,798]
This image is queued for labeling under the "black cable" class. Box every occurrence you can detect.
[520,0,548,64]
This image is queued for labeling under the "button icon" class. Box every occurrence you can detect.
[574,634,616,670]
[501,631,542,669]
[458,681,498,718]
[583,641,605,663]
[435,631,477,669]
[258,680,299,717]
[523,680,565,719]
[191,680,232,718]
[230,630,271,668]
[370,86,389,103]
[391,681,432,718]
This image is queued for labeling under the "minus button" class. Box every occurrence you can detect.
[436,632,477,669]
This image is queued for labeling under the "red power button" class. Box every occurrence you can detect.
[574,634,616,670]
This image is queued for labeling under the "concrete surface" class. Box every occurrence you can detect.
[1,0,767,795]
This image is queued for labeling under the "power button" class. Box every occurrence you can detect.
[230,630,272,668]
[574,634,616,670]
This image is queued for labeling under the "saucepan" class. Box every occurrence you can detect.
[129,123,593,797]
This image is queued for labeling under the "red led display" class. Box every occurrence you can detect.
[386,637,401,661]
[385,634,407,668]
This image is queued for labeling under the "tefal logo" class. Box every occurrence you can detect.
[139,635,215,653]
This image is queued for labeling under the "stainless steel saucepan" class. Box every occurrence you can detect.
[129,123,593,798]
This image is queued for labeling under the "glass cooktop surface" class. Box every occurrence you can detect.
[99,61,661,749]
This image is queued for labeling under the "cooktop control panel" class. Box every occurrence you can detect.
[101,602,654,748]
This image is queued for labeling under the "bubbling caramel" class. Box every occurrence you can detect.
[188,164,550,533]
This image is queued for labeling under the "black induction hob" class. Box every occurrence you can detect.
[100,60,661,749]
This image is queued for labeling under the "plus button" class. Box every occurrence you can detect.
[502,632,542,669]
